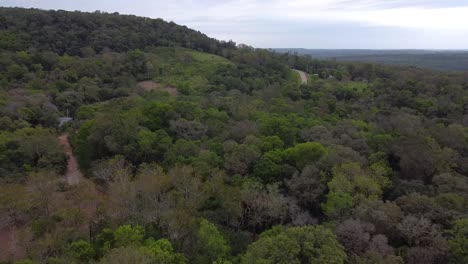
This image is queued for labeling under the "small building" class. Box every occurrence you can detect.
[58,117,73,127]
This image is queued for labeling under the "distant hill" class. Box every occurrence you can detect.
[0,7,236,55]
[274,48,468,71]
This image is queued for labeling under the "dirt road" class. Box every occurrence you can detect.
[58,134,83,185]
[292,69,308,84]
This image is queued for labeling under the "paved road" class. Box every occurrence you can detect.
[58,134,83,185]
[292,69,308,84]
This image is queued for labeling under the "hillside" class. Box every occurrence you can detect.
[0,7,236,55]
[1,8,468,264]
[275,48,468,71]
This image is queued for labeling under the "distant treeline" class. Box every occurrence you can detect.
[275,48,468,71]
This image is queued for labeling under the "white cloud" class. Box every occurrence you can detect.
[166,0,468,31]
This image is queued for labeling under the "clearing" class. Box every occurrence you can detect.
[137,80,179,96]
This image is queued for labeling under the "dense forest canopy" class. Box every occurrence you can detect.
[0,7,236,55]
[0,7,467,264]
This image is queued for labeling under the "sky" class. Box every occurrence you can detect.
[2,0,468,49]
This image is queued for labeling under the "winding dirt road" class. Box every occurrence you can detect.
[58,134,83,185]
[292,69,309,84]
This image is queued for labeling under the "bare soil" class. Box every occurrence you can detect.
[138,80,179,96]
[58,134,83,185]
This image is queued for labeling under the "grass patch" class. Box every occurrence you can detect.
[145,47,232,92]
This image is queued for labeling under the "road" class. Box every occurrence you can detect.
[58,134,83,185]
[292,69,308,84]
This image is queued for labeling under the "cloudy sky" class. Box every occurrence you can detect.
[2,0,468,49]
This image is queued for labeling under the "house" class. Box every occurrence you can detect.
[58,117,73,127]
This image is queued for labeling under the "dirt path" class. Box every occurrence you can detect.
[58,134,83,185]
[292,69,309,84]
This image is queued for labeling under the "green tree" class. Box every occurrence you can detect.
[7,64,28,80]
[16,127,67,174]
[253,150,284,182]
[137,128,172,161]
[260,115,298,146]
[242,225,346,264]
[127,49,147,77]
[328,163,384,203]
[74,120,95,169]
[285,142,327,169]
[142,238,187,264]
[321,192,354,219]
[141,101,173,131]
[194,219,230,263]
[449,219,468,263]
[164,139,199,166]
[68,240,95,262]
[114,225,145,248]
[260,136,284,152]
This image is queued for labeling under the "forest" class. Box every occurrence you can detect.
[276,49,468,72]
[0,7,467,264]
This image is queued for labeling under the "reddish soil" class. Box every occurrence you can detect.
[0,227,24,262]
[138,80,179,96]
[58,134,83,185]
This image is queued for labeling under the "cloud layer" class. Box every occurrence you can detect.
[2,0,468,49]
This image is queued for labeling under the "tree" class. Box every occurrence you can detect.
[392,136,457,183]
[127,49,147,77]
[137,128,172,162]
[321,192,354,219]
[164,139,200,166]
[141,102,173,131]
[7,64,28,81]
[448,219,468,264]
[170,119,208,140]
[397,215,449,263]
[300,125,335,146]
[260,115,298,146]
[253,150,284,182]
[242,225,346,264]
[99,247,154,264]
[68,240,95,262]
[142,238,187,264]
[113,225,145,248]
[284,142,327,169]
[132,163,172,225]
[16,127,67,174]
[0,183,31,227]
[327,163,384,203]
[260,136,284,152]
[241,182,289,231]
[335,219,375,255]
[194,219,231,264]
[55,91,84,116]
[286,165,326,209]
[353,200,403,236]
[223,141,260,175]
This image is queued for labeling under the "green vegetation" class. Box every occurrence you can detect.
[0,7,467,264]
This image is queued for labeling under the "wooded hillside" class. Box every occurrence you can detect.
[0,8,467,264]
